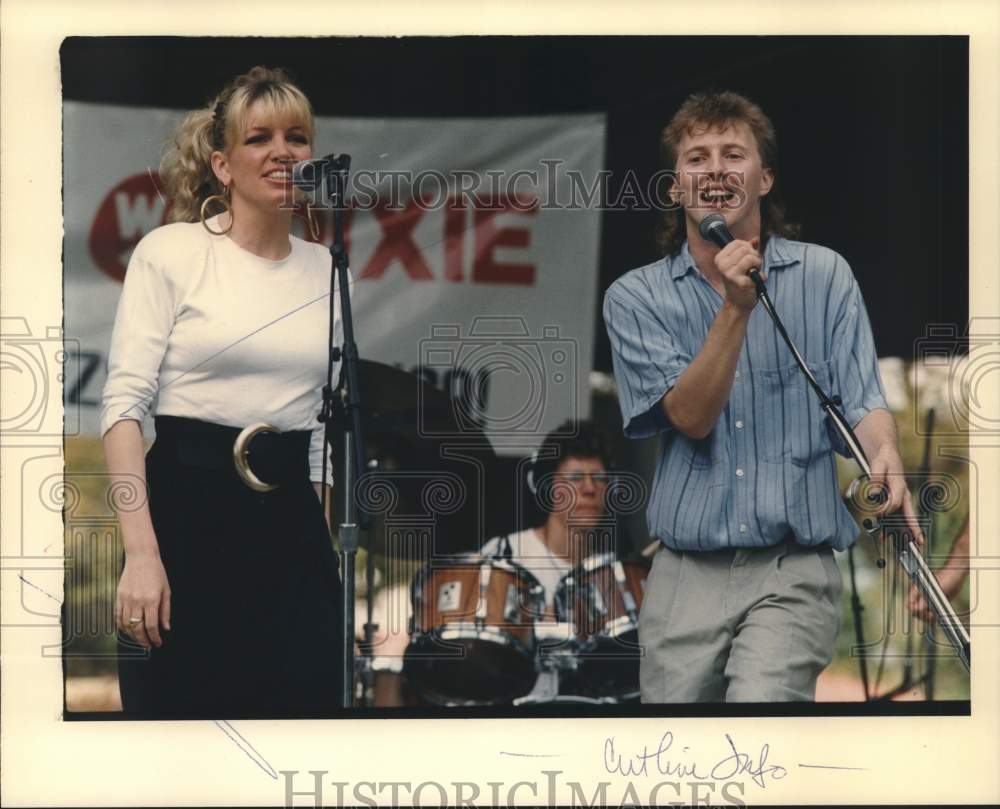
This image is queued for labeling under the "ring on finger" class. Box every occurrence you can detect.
[128,616,143,624]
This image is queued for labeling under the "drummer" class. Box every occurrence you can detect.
[481,420,614,617]
[371,420,615,708]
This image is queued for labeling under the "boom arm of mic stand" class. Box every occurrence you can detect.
[749,270,970,672]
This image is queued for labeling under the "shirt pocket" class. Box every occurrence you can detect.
[668,431,716,470]
[751,359,835,466]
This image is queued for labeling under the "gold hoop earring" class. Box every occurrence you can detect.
[305,202,320,240]
[200,187,233,235]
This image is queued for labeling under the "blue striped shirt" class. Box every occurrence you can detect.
[603,236,888,552]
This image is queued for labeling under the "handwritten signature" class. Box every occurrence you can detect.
[604,732,787,789]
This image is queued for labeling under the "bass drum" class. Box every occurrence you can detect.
[404,558,544,706]
[555,552,649,700]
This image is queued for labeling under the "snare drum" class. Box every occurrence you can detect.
[404,558,544,705]
[555,553,649,699]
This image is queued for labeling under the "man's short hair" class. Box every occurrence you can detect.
[657,89,800,255]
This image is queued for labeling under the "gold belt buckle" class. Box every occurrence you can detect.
[233,423,281,492]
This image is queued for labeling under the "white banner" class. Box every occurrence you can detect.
[63,102,606,452]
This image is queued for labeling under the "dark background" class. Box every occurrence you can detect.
[62,36,969,371]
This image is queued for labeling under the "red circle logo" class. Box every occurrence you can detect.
[88,172,169,283]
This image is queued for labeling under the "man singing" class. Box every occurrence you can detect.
[603,90,921,702]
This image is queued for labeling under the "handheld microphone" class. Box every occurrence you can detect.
[698,213,765,293]
[697,212,734,248]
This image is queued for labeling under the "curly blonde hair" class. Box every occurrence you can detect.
[160,66,315,223]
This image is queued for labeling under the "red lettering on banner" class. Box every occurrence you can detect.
[444,197,465,282]
[472,195,538,285]
[358,202,433,281]
[88,172,169,282]
[342,205,353,255]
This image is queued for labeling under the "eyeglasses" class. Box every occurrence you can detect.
[555,472,611,486]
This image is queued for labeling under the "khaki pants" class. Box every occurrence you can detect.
[638,538,843,703]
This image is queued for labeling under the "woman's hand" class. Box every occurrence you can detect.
[105,420,170,648]
[314,482,332,530]
[116,549,171,648]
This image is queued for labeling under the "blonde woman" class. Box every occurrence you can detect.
[102,66,344,718]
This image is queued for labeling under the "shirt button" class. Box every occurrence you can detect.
[735,420,744,429]
[736,468,744,477]
[734,370,741,378]
[739,524,749,534]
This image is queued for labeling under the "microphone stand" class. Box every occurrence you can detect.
[744,265,970,674]
[919,409,939,701]
[875,409,937,701]
[316,154,369,708]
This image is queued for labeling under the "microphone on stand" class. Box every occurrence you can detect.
[292,153,353,193]
[291,157,328,191]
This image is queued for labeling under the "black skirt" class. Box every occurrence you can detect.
[117,416,344,719]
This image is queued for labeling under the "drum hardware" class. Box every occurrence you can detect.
[640,539,660,557]
[534,621,583,672]
[355,639,374,704]
[503,583,522,622]
[555,552,650,700]
[613,560,640,626]
[476,563,490,626]
[514,623,590,706]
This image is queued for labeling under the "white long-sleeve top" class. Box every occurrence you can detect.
[101,218,345,483]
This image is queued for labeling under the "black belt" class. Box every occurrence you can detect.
[152,415,312,491]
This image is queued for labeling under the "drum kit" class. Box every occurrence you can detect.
[366,552,649,707]
[334,361,649,708]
